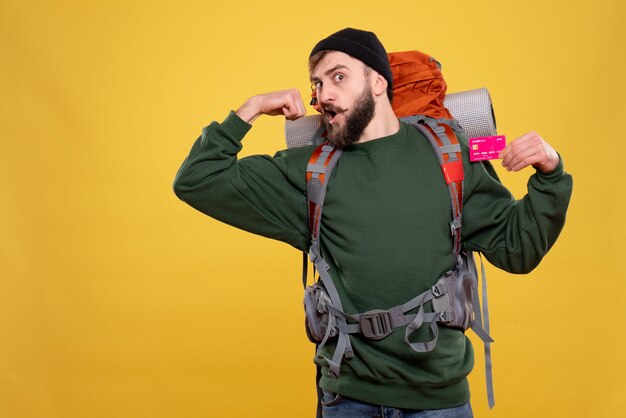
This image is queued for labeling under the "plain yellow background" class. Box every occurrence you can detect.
[1,0,625,417]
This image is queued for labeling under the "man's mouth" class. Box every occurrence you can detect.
[327,110,338,124]
[323,107,345,125]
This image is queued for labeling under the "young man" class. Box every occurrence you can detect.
[174,28,572,417]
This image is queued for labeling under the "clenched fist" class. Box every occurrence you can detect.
[236,89,306,124]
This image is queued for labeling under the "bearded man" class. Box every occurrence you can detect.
[174,28,572,418]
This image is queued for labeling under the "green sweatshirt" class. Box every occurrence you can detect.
[173,111,573,409]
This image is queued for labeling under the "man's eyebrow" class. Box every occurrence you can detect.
[310,64,349,81]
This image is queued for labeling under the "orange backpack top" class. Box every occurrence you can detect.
[388,50,454,120]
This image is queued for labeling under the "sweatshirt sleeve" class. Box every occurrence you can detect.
[461,154,573,274]
[173,111,311,251]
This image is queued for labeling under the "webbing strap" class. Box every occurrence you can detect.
[327,288,440,336]
[310,242,354,377]
[404,304,441,352]
[467,252,495,409]
[425,119,454,151]
[337,311,441,334]
[307,145,342,235]
[321,285,449,353]
[307,145,348,375]
[302,145,336,289]
[440,144,462,154]
[479,254,494,409]
[317,270,466,354]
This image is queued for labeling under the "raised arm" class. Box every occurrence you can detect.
[173,89,312,251]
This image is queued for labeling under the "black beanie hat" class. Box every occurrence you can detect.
[309,28,393,90]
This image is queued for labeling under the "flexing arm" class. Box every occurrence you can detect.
[173,89,311,250]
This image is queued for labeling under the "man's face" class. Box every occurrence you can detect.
[310,51,376,149]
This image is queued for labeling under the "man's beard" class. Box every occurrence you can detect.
[322,85,375,149]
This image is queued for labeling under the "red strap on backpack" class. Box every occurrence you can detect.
[306,145,342,241]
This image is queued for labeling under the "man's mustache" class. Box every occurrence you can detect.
[322,105,347,115]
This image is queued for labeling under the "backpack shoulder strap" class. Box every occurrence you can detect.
[306,143,343,257]
[408,117,464,266]
[304,143,354,378]
[301,143,341,288]
[409,118,496,408]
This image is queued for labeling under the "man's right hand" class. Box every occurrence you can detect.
[236,89,306,124]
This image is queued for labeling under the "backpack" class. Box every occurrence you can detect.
[294,50,496,413]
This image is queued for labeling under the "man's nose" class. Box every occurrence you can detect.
[318,85,336,105]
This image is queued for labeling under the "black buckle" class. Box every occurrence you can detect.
[360,310,393,340]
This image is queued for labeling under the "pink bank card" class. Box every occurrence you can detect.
[469,135,506,162]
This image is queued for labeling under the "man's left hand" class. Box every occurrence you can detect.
[499,131,560,173]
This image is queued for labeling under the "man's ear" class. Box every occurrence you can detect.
[372,73,388,97]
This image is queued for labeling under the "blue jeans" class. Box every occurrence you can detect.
[321,391,473,418]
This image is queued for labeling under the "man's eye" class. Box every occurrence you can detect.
[334,74,344,82]
[312,81,323,90]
